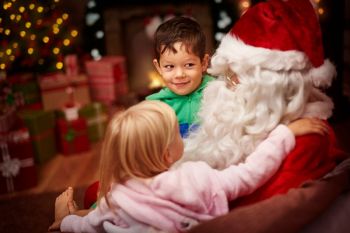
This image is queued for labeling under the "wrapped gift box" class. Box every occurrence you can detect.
[0,106,16,133]
[9,73,41,105]
[88,79,128,105]
[56,118,90,155]
[78,102,108,142]
[64,54,80,76]
[85,56,128,104]
[85,56,127,80]
[18,102,43,111]
[19,110,57,164]
[0,128,37,194]
[1,81,20,132]
[39,73,91,110]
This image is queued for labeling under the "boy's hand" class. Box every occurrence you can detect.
[287,118,329,137]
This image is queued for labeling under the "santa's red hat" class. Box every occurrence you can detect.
[208,0,336,87]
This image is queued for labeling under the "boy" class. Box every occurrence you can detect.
[146,16,214,137]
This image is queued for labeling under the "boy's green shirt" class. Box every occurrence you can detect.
[146,74,215,125]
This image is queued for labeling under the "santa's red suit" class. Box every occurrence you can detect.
[231,123,347,208]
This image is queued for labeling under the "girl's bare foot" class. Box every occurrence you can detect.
[48,187,74,231]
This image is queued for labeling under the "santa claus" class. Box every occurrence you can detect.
[81,1,349,232]
[179,0,348,206]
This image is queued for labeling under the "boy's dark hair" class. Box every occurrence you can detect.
[154,16,206,61]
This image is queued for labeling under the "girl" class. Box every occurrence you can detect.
[50,100,328,233]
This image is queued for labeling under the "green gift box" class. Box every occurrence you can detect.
[19,110,57,164]
[9,73,41,105]
[78,102,108,142]
[12,81,41,105]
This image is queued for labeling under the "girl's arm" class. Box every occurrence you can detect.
[287,117,328,137]
[219,118,328,201]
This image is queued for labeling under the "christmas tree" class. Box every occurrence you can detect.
[0,0,79,75]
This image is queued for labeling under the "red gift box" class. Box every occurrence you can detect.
[56,118,90,155]
[85,56,129,104]
[88,78,128,105]
[64,54,80,76]
[85,56,127,81]
[0,128,37,194]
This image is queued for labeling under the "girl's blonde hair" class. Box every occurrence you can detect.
[98,100,177,204]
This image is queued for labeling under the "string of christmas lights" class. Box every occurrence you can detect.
[0,0,79,75]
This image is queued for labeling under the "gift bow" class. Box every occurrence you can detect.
[9,129,30,143]
[1,157,20,177]
[0,141,34,192]
[64,128,76,142]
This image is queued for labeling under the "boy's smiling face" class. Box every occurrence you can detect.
[153,42,209,96]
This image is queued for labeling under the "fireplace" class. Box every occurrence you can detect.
[103,2,214,95]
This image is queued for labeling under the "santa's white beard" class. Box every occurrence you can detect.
[175,71,333,170]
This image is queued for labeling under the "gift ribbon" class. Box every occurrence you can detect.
[0,142,34,192]
[31,128,54,142]
[87,103,108,138]
[87,114,108,138]
[64,55,79,76]
[41,82,88,93]
[40,74,88,91]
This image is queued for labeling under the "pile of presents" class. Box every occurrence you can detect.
[0,55,130,194]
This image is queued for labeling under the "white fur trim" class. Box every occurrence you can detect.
[302,88,334,119]
[309,59,336,88]
[208,33,310,75]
